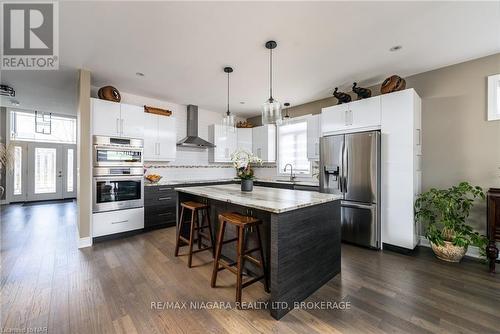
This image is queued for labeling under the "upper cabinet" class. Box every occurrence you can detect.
[208,124,237,163]
[236,128,253,152]
[143,113,176,162]
[91,98,144,138]
[119,103,145,139]
[321,96,381,135]
[307,114,320,161]
[252,125,276,162]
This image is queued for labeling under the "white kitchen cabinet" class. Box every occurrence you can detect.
[380,88,422,251]
[91,98,121,137]
[120,103,144,138]
[252,125,276,162]
[143,113,176,161]
[237,128,253,152]
[307,114,320,160]
[93,207,144,237]
[321,96,381,135]
[208,124,237,163]
[91,98,144,138]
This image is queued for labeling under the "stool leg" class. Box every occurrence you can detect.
[236,226,245,305]
[256,225,270,293]
[174,206,185,257]
[195,209,202,250]
[211,219,226,288]
[187,210,196,268]
[205,209,215,257]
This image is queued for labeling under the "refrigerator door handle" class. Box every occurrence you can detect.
[343,139,348,193]
[339,140,344,193]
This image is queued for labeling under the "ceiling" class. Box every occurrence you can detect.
[2,1,500,117]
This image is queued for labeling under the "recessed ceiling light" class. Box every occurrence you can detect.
[135,72,145,77]
[389,45,403,52]
[239,101,245,104]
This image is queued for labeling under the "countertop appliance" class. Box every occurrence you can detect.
[93,167,144,213]
[93,135,143,167]
[320,131,380,249]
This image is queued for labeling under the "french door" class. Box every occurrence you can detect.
[9,141,77,202]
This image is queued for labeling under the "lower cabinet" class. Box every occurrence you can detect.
[144,185,177,229]
[93,207,144,237]
[253,181,294,190]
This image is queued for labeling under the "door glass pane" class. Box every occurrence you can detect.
[34,148,57,194]
[13,146,22,195]
[67,149,74,192]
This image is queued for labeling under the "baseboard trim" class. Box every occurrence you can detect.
[418,236,499,260]
[78,237,92,248]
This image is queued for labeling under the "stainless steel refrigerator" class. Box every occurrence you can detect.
[320,131,380,249]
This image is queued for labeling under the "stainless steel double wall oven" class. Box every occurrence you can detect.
[92,136,144,213]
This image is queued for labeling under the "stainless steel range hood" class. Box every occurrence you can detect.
[176,104,215,148]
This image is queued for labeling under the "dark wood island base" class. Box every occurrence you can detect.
[176,185,341,320]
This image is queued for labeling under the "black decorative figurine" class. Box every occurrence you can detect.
[333,87,351,104]
[352,82,372,100]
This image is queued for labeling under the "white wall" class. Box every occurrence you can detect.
[91,88,238,181]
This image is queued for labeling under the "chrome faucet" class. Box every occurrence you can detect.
[284,163,296,182]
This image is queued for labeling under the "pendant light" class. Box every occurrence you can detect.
[262,41,282,125]
[282,102,291,124]
[222,66,236,131]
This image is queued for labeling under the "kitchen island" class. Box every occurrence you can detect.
[175,184,342,319]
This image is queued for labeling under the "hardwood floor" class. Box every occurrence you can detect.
[1,201,499,334]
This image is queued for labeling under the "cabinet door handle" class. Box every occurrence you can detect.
[344,110,349,126]
[158,212,173,217]
[416,129,421,145]
[155,143,159,155]
[116,119,120,134]
[158,143,161,156]
[120,119,124,134]
[315,142,319,155]
[111,220,129,225]
[158,197,172,201]
[158,187,173,191]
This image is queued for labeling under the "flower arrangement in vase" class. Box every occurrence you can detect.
[231,149,263,192]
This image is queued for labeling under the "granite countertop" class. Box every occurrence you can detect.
[144,178,236,186]
[145,178,319,187]
[175,184,340,213]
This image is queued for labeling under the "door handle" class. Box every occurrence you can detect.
[157,143,161,155]
[111,220,129,224]
[120,119,124,135]
[158,197,172,201]
[340,201,374,210]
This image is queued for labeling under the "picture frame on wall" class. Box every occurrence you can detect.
[487,74,500,121]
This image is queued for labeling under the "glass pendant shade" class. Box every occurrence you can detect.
[223,112,236,130]
[222,66,236,132]
[262,98,282,125]
[262,41,282,125]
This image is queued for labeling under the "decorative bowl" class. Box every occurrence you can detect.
[145,174,162,183]
[430,241,467,263]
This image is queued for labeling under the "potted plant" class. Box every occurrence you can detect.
[415,182,488,262]
[231,149,262,192]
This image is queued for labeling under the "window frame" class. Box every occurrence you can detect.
[276,115,312,177]
[9,109,77,144]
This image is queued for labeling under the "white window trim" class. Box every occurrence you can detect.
[9,108,77,144]
[277,115,312,177]
[488,74,500,121]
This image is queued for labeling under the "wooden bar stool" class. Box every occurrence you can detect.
[174,201,215,268]
[211,212,269,304]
